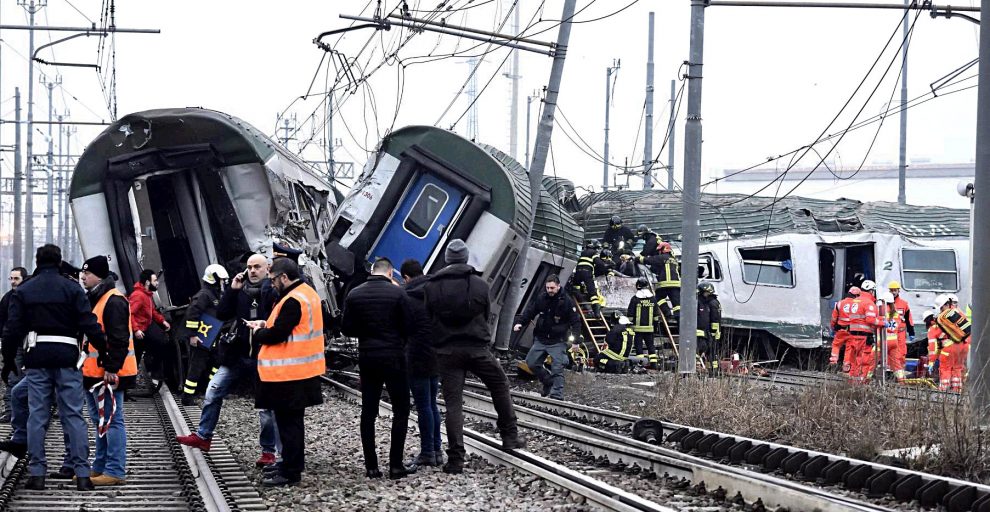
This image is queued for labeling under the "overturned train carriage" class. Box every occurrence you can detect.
[325,125,583,348]
[69,107,339,311]
[576,190,970,355]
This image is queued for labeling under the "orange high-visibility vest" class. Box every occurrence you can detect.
[84,288,137,379]
[257,282,326,382]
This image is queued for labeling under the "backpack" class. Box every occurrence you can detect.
[431,274,486,327]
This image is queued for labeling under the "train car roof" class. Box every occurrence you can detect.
[577,190,970,241]
[70,107,330,199]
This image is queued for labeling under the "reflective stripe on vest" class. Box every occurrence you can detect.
[658,260,680,288]
[577,257,595,271]
[848,298,877,333]
[634,299,654,333]
[257,283,326,382]
[84,288,137,379]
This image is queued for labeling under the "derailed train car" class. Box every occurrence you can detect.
[576,190,970,357]
[325,125,582,349]
[69,108,340,331]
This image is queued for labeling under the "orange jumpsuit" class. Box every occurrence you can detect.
[927,324,948,384]
[935,307,971,392]
[882,308,907,382]
[829,296,856,372]
[846,294,880,383]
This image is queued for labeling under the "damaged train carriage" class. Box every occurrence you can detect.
[69,107,339,330]
[576,190,970,357]
[325,125,582,350]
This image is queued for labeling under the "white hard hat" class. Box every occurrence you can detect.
[880,291,895,304]
[947,293,959,305]
[922,309,936,322]
[618,315,632,325]
[934,294,951,309]
[860,280,876,292]
[202,264,230,285]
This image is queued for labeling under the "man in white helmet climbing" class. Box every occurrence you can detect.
[179,264,229,406]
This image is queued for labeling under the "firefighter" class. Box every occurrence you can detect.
[846,281,881,384]
[880,292,907,383]
[627,278,659,367]
[601,216,635,253]
[180,264,228,406]
[594,249,617,277]
[829,286,859,373]
[596,314,634,373]
[636,225,661,258]
[923,309,944,381]
[639,242,680,319]
[696,282,721,371]
[934,294,970,392]
[569,249,601,316]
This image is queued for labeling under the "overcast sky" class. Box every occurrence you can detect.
[0,0,980,205]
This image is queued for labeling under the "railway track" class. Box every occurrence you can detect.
[0,386,266,511]
[455,377,989,512]
[750,368,957,402]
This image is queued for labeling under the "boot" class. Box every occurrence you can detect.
[91,474,125,486]
[501,434,527,451]
[540,377,552,398]
[441,462,463,474]
[365,467,383,479]
[24,476,45,490]
[181,394,197,407]
[411,451,437,467]
[261,473,300,487]
[389,464,417,480]
[49,467,73,479]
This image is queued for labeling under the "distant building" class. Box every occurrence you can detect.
[709,161,973,208]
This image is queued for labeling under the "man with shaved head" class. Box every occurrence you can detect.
[177,252,281,467]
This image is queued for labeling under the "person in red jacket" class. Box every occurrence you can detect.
[128,269,170,385]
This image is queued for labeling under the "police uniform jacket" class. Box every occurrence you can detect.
[515,291,581,344]
[2,264,106,370]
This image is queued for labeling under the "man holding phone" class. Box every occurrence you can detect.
[177,253,280,467]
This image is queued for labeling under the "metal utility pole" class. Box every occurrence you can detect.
[679,0,706,374]
[21,0,43,265]
[66,125,76,263]
[12,88,22,267]
[525,94,534,168]
[897,0,909,205]
[42,75,58,244]
[466,57,480,140]
[496,0,578,351]
[603,60,620,192]
[326,97,334,180]
[970,0,990,416]
[643,12,656,190]
[668,79,676,191]
[506,0,521,160]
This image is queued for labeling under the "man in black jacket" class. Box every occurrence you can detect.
[514,275,581,400]
[177,254,280,466]
[400,259,442,467]
[637,225,661,258]
[341,257,415,480]
[601,216,635,253]
[1,244,104,491]
[423,239,524,474]
[1,266,28,423]
[179,264,228,406]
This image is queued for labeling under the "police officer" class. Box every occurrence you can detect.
[569,249,600,316]
[627,277,659,367]
[639,242,681,319]
[0,244,104,491]
[514,275,581,400]
[601,216,635,253]
[696,282,722,371]
[596,314,634,373]
[180,264,228,406]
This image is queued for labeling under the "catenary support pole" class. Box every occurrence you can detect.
[643,12,655,190]
[509,0,520,161]
[496,0,577,351]
[525,95,533,168]
[23,0,38,265]
[12,88,21,267]
[45,79,54,244]
[897,0,909,204]
[970,0,990,416]
[679,0,706,374]
[603,64,611,192]
[668,79,676,190]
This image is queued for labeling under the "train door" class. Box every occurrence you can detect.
[818,243,875,337]
[368,173,464,275]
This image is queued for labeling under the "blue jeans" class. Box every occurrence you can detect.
[524,339,568,399]
[25,368,90,477]
[85,388,126,479]
[409,375,441,455]
[12,377,71,469]
[197,358,279,454]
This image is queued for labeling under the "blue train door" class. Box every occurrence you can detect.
[369,173,464,276]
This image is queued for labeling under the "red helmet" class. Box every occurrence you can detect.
[658,242,672,254]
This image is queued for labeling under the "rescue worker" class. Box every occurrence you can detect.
[829,286,860,373]
[696,282,721,371]
[627,277,659,367]
[247,257,326,486]
[846,280,881,384]
[179,264,228,406]
[570,249,601,317]
[934,294,970,392]
[424,240,524,474]
[617,253,640,277]
[177,254,280,468]
[880,292,907,382]
[601,216,635,253]
[0,244,104,490]
[0,266,28,423]
[636,225,661,258]
[594,249,616,277]
[923,309,944,380]
[887,281,915,343]
[596,314,634,373]
[80,255,135,486]
[514,275,582,400]
[400,259,442,468]
[128,269,170,392]
[341,257,415,480]
[639,242,681,319]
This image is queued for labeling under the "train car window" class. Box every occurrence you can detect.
[403,184,449,239]
[699,253,722,281]
[819,247,835,298]
[738,245,794,287]
[900,248,958,291]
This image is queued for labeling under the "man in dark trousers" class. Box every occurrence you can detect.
[423,239,525,474]
[128,269,170,390]
[0,266,28,423]
[0,244,103,491]
[179,264,228,406]
[177,253,280,467]
[248,257,325,487]
[514,275,582,400]
[341,257,415,479]
[400,258,442,467]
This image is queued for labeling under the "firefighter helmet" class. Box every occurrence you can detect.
[637,224,649,235]
[610,215,622,226]
[880,291,895,304]
[636,277,650,290]
[887,280,901,290]
[698,282,715,295]
[934,294,951,309]
[658,242,672,254]
[202,264,229,285]
[860,280,876,292]
[618,315,632,325]
[600,249,613,259]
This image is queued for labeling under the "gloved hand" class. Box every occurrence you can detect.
[1,363,19,385]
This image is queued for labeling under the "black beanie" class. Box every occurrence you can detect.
[82,255,110,279]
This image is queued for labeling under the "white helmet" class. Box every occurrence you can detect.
[880,291,895,304]
[934,294,951,309]
[618,315,632,325]
[922,309,936,322]
[947,293,960,305]
[202,264,230,285]
[860,280,876,292]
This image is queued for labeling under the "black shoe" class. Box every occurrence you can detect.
[389,464,417,480]
[501,435,527,451]
[261,473,299,487]
[48,467,73,479]
[24,476,44,490]
[181,395,197,407]
[76,476,94,491]
[442,462,463,474]
[0,440,27,459]
[411,452,438,467]
[262,463,281,476]
[540,379,552,397]
[365,468,383,479]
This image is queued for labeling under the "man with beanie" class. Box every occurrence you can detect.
[80,255,136,486]
[179,264,228,406]
[1,244,104,491]
[423,239,524,474]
